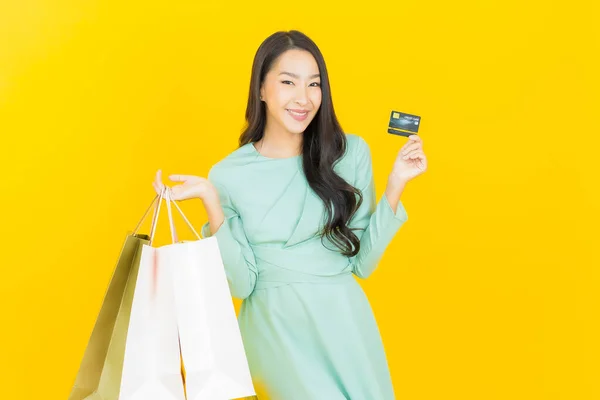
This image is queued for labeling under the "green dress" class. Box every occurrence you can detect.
[201,134,408,399]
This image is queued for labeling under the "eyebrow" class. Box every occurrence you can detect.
[279,71,321,79]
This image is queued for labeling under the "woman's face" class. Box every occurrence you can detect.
[260,49,322,136]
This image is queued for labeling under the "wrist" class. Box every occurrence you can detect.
[387,173,408,190]
[201,191,219,207]
[195,183,216,203]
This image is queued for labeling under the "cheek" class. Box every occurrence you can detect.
[273,88,292,106]
[311,90,322,107]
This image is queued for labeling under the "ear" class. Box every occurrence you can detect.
[259,85,265,101]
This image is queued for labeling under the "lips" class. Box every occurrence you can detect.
[287,109,309,121]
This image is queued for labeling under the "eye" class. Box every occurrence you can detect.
[281,80,294,85]
[310,82,321,87]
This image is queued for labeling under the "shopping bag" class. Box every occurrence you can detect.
[68,194,161,400]
[118,187,187,400]
[163,188,256,400]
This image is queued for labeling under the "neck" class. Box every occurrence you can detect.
[258,121,303,158]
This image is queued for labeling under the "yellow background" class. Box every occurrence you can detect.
[1,0,598,398]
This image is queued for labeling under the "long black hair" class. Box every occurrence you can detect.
[239,30,363,257]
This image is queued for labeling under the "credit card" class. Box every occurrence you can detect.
[388,110,421,137]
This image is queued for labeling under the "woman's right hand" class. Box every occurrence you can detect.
[152,169,219,204]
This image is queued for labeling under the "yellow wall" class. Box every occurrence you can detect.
[1,0,598,398]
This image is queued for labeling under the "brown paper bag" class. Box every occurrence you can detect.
[68,195,161,400]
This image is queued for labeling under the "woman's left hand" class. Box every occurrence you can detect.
[389,135,428,185]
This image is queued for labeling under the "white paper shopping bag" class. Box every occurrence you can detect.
[164,189,256,400]
[118,188,187,400]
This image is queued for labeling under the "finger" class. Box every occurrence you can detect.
[154,172,164,187]
[409,151,425,161]
[404,142,422,152]
[401,142,422,156]
[169,174,195,182]
[153,169,166,192]
[402,150,424,160]
[408,135,421,142]
[406,149,424,157]
[152,181,163,195]
[170,185,184,201]
[399,141,415,153]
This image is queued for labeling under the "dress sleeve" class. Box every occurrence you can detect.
[201,169,258,299]
[347,136,409,278]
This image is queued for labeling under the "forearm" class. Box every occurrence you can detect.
[384,175,408,211]
[351,190,409,278]
[202,193,225,236]
[200,192,258,299]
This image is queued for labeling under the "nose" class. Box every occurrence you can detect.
[294,85,309,105]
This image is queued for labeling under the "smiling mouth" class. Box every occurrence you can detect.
[287,109,309,116]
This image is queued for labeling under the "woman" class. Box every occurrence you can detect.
[153,30,427,400]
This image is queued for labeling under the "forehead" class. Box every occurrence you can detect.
[272,49,320,75]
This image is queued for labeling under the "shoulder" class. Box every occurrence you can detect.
[332,134,373,187]
[207,143,256,187]
[344,133,371,164]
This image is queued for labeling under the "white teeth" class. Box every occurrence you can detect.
[288,110,307,116]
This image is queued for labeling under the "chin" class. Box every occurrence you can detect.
[286,125,309,135]
[283,117,315,135]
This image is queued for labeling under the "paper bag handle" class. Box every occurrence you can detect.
[147,187,167,246]
[133,187,203,246]
[132,192,161,238]
[164,188,202,244]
